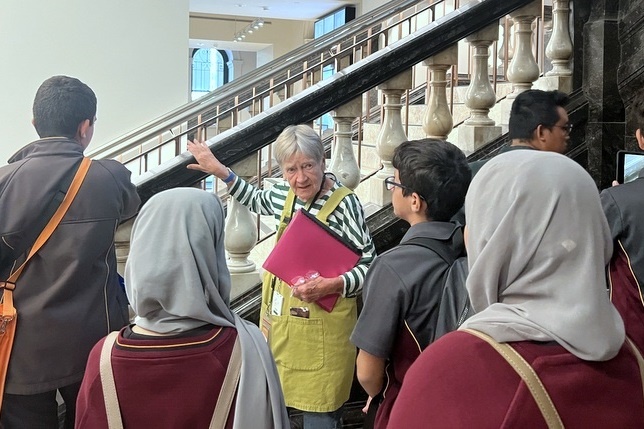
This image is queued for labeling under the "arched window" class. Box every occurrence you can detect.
[191,48,233,100]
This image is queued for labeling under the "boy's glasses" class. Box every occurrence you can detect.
[384,177,425,201]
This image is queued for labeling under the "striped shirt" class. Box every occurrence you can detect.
[229,176,376,297]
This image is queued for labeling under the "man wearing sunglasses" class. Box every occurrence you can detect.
[350,139,471,429]
[469,89,572,176]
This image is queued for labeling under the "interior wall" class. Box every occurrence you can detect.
[0,0,190,166]
[190,15,310,59]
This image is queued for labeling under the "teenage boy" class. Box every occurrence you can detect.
[0,76,140,427]
[350,139,471,429]
[600,88,644,353]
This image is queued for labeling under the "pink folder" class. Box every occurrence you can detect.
[262,209,362,312]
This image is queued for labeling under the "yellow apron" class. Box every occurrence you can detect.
[261,186,357,412]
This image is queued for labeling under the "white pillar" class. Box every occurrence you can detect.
[330,98,362,190]
[422,45,458,140]
[537,0,573,93]
[457,24,501,155]
[225,155,261,299]
[506,1,541,99]
[369,69,413,206]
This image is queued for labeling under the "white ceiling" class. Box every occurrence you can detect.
[189,0,355,21]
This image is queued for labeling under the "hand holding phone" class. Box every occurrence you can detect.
[616,150,644,184]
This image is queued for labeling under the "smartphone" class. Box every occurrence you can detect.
[616,150,644,184]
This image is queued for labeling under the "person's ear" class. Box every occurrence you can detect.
[31,118,36,127]
[636,129,644,151]
[533,124,548,150]
[77,119,90,140]
[410,193,423,213]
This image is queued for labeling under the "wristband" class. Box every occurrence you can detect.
[223,168,236,184]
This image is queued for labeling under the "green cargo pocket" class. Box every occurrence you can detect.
[271,315,324,371]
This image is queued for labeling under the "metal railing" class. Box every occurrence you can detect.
[88,0,461,173]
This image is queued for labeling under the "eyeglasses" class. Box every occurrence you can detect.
[553,123,573,134]
[384,176,426,201]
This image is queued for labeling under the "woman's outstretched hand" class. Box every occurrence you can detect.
[186,139,229,179]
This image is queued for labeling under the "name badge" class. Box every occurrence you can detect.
[271,290,284,316]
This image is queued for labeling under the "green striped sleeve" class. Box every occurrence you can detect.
[323,193,376,297]
[228,177,290,222]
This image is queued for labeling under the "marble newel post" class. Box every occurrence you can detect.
[422,44,458,140]
[541,0,573,93]
[330,98,361,190]
[457,23,501,155]
[369,69,413,206]
[225,154,260,300]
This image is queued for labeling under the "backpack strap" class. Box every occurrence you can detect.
[402,226,464,264]
[462,328,564,429]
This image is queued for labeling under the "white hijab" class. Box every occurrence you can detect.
[125,187,289,428]
[461,151,624,361]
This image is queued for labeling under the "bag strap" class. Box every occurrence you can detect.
[625,337,644,399]
[208,335,242,428]
[10,158,85,269]
[99,332,242,429]
[99,331,123,429]
[463,328,564,429]
[1,157,91,324]
[4,157,92,286]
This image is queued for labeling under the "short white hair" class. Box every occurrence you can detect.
[274,125,325,166]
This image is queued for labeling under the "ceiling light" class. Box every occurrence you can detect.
[232,18,266,41]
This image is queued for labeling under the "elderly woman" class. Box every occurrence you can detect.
[75,188,289,428]
[187,124,375,428]
[388,151,644,428]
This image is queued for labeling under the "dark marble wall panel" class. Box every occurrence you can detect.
[582,0,625,189]
[618,0,644,146]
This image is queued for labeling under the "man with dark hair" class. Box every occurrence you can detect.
[469,89,571,176]
[0,75,140,428]
[350,139,471,429]
[600,88,644,353]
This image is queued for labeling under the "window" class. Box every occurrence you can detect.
[191,48,233,100]
[313,7,356,131]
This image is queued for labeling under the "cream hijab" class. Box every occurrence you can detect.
[461,151,624,361]
[125,188,289,429]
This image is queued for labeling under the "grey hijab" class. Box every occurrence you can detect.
[461,151,624,361]
[125,188,289,428]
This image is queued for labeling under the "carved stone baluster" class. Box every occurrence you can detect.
[457,24,501,154]
[330,98,361,190]
[422,45,458,140]
[225,155,260,300]
[506,1,541,98]
[370,70,413,206]
[497,0,541,131]
[541,0,573,93]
